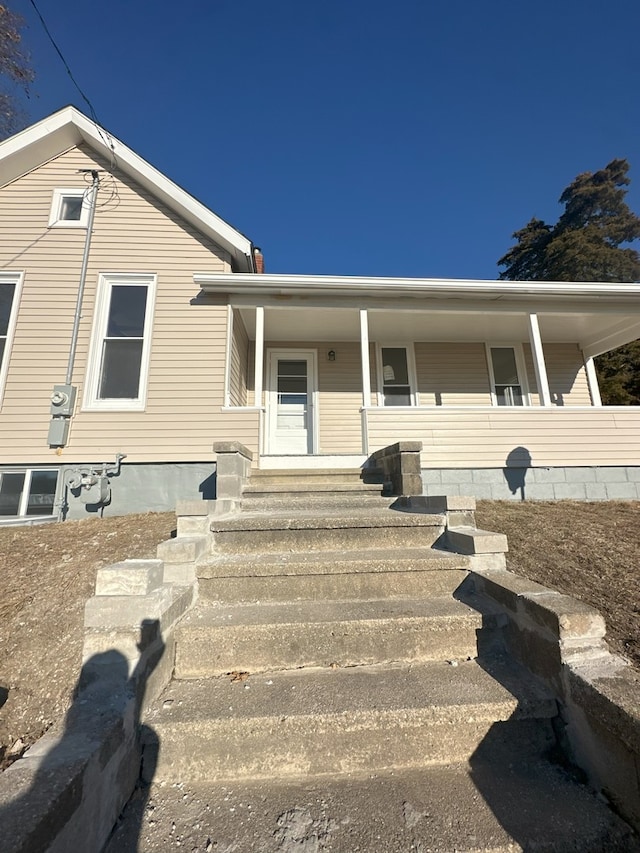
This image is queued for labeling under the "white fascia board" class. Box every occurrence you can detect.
[0,107,254,271]
[194,272,640,302]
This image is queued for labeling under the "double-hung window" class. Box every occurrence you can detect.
[378,345,417,406]
[84,274,156,410]
[0,272,23,406]
[486,344,529,406]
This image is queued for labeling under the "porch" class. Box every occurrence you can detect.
[196,274,640,475]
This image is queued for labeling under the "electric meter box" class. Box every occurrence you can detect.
[50,384,77,417]
[48,417,70,447]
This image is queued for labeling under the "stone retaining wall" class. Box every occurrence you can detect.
[468,564,640,831]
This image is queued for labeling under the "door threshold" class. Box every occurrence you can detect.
[258,454,367,470]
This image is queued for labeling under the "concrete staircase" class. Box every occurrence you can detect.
[115,468,637,851]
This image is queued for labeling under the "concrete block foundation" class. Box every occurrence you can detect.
[422,465,640,501]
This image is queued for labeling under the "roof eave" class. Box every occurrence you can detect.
[194,272,640,302]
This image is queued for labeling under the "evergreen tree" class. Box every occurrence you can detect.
[498,160,640,404]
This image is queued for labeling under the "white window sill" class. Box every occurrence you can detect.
[0,515,57,526]
[82,401,146,412]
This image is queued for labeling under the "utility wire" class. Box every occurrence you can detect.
[28,0,116,161]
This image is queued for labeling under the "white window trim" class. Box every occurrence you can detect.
[0,271,24,409]
[0,468,59,518]
[48,188,91,227]
[375,343,419,407]
[485,343,531,406]
[83,273,157,411]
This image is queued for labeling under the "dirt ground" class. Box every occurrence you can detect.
[475,500,640,668]
[0,512,175,769]
[0,501,638,771]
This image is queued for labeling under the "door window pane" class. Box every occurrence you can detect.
[278,360,307,376]
[275,359,308,430]
[278,378,307,394]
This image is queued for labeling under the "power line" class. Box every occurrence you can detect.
[28,0,116,161]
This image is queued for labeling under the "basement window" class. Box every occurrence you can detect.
[48,188,90,227]
[0,469,59,518]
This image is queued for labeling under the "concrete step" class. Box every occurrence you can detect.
[240,493,395,512]
[243,481,384,495]
[107,762,639,852]
[146,658,557,782]
[209,509,445,554]
[248,468,382,487]
[240,485,392,513]
[197,547,470,602]
[174,595,496,677]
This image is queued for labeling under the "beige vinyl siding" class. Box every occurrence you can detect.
[317,342,364,453]
[414,342,491,405]
[229,309,249,406]
[264,342,364,453]
[523,343,591,406]
[545,343,591,406]
[0,144,242,463]
[366,407,640,467]
[215,408,261,452]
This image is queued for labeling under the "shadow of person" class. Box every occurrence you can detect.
[503,446,532,500]
[0,619,164,853]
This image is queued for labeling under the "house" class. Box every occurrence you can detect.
[1,107,640,521]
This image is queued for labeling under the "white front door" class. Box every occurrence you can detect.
[266,350,316,454]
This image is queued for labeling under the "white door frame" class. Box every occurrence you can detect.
[266,349,318,454]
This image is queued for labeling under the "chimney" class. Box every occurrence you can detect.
[253,247,265,274]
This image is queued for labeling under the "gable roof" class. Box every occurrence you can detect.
[0,106,255,272]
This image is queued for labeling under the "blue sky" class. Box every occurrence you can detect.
[8,0,640,278]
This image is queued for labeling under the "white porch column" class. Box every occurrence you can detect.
[360,309,371,407]
[224,305,233,408]
[527,312,551,406]
[584,356,602,407]
[254,306,264,408]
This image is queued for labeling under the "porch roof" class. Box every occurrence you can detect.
[196,273,640,356]
[195,272,640,302]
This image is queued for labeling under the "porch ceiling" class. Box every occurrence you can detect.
[237,306,639,350]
